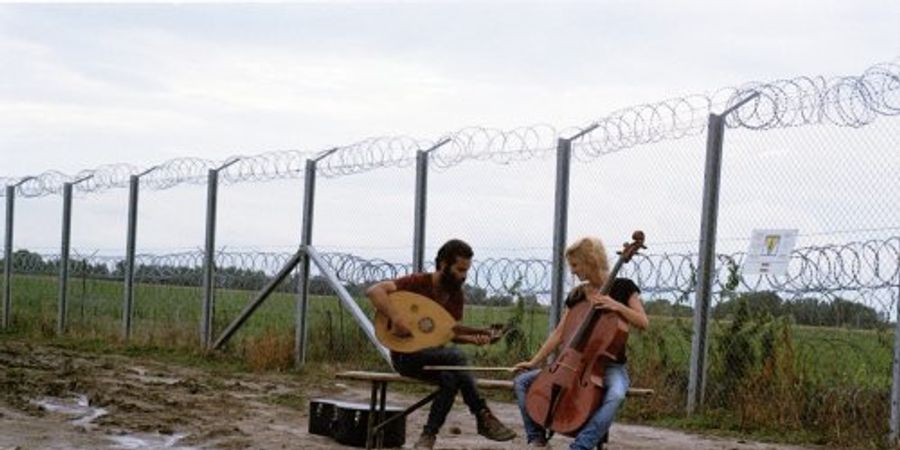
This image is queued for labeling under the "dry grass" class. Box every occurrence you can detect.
[242,328,294,372]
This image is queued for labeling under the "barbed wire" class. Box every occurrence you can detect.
[2,58,897,198]
[7,238,897,305]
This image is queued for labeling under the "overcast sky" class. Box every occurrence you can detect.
[1,1,898,261]
[3,1,898,173]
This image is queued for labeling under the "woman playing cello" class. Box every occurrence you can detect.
[513,236,649,449]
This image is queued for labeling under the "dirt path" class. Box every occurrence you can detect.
[0,339,821,450]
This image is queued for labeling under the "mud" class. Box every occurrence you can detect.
[0,339,821,450]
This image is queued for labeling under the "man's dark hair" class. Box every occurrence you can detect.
[434,239,473,269]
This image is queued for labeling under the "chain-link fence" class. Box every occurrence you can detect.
[1,57,899,445]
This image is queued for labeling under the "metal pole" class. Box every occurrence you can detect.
[549,138,572,332]
[687,114,725,414]
[3,186,14,329]
[58,175,92,335]
[686,92,759,414]
[122,175,139,340]
[122,166,157,340]
[296,149,336,366]
[891,255,900,443]
[548,124,599,332]
[2,177,33,329]
[305,245,391,365]
[413,150,428,272]
[200,169,218,347]
[200,158,240,348]
[413,138,450,272]
[212,249,306,350]
[58,183,73,335]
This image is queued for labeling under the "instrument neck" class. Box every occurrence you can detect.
[564,258,627,351]
[597,259,625,294]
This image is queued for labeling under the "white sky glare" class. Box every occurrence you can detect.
[0,1,898,261]
[2,1,898,174]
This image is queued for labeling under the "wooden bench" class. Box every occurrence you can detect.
[335,370,654,449]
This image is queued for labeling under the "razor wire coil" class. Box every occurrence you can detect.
[3,58,897,198]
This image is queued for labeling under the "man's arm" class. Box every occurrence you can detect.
[365,280,411,336]
[452,334,488,345]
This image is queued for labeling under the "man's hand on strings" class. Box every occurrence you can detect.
[388,317,412,338]
[456,334,491,346]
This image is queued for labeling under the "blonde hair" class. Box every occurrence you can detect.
[565,237,610,275]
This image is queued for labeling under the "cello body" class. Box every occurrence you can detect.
[525,231,644,436]
[525,299,629,435]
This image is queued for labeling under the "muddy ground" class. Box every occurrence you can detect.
[0,339,823,450]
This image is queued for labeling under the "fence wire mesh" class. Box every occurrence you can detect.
[1,57,899,446]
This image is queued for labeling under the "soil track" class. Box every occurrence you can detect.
[0,339,821,449]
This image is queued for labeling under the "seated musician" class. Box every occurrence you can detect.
[365,239,517,450]
[513,237,649,450]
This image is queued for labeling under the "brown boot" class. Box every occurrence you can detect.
[413,431,436,450]
[476,408,517,441]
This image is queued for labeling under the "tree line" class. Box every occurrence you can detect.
[3,249,886,328]
[644,290,887,329]
[1,249,525,305]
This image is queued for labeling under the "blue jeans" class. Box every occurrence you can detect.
[391,347,486,435]
[513,364,630,450]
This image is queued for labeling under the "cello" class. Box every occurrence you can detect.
[525,231,646,436]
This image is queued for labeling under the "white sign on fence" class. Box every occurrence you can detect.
[742,229,798,276]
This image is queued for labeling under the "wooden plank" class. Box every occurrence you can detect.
[335,371,655,396]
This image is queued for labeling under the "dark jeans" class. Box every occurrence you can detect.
[391,347,486,435]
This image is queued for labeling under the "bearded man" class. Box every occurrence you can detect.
[366,239,517,450]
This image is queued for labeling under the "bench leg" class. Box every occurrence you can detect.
[371,389,440,443]
[367,387,441,449]
[376,381,387,448]
[365,381,379,450]
[366,382,441,450]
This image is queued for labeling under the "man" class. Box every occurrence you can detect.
[366,239,517,450]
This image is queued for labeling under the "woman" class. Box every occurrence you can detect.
[513,237,649,450]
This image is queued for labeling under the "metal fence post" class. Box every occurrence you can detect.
[413,138,450,272]
[122,167,157,340]
[3,186,14,329]
[549,138,572,331]
[687,113,725,414]
[296,149,337,367]
[58,175,93,335]
[891,256,900,443]
[549,124,599,332]
[3,177,34,329]
[687,93,758,414]
[201,158,240,348]
[200,169,217,348]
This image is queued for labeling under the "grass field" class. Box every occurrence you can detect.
[1,273,895,448]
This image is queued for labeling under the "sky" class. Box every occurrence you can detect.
[0,1,899,264]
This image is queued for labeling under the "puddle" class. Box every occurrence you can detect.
[107,432,195,449]
[128,366,182,385]
[31,394,108,427]
[31,395,200,449]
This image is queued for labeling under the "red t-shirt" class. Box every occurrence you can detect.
[393,273,464,321]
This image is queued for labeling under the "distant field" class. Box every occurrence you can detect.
[2,274,891,382]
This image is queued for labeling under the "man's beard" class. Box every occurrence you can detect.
[439,265,464,293]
